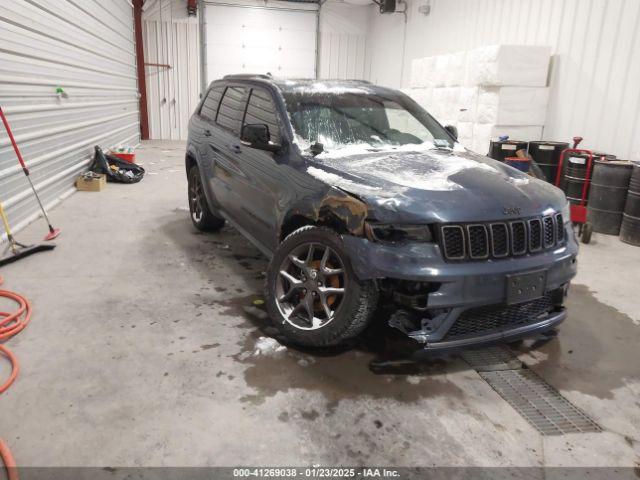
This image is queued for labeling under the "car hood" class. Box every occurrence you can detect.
[306,147,567,224]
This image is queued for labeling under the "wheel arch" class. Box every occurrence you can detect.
[277,187,369,243]
[185,149,198,178]
[185,148,222,215]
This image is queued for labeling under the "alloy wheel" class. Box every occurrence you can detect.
[274,242,347,330]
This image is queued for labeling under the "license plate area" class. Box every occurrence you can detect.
[506,270,547,305]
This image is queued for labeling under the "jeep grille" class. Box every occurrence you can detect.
[439,214,565,261]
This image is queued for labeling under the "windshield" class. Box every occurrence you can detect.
[281,89,455,155]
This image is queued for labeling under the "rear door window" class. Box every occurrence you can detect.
[243,88,281,145]
[216,86,248,136]
[200,85,224,122]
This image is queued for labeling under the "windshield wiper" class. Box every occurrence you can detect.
[431,139,453,150]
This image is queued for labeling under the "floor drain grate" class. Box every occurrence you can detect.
[460,346,522,371]
[479,368,602,435]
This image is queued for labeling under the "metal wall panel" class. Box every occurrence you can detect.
[318,2,368,80]
[143,0,201,140]
[0,0,140,237]
[367,0,640,160]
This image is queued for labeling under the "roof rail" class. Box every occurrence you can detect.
[222,73,273,80]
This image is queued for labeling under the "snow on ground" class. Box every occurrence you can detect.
[253,336,287,356]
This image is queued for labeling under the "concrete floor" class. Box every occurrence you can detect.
[1,140,639,469]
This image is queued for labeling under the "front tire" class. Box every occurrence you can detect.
[265,226,378,347]
[188,165,225,232]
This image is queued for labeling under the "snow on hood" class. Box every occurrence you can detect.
[349,153,497,192]
[314,141,466,159]
[307,147,501,192]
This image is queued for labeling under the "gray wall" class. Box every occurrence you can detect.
[0,0,140,236]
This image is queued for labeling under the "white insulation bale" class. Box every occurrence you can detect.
[419,88,434,110]
[422,56,436,87]
[445,51,467,87]
[457,121,474,139]
[476,87,549,125]
[430,87,460,124]
[456,121,474,149]
[467,45,551,87]
[402,88,433,112]
[432,55,450,87]
[411,56,445,88]
[410,58,423,88]
[458,87,479,122]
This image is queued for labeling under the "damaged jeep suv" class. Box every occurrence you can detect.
[186,75,577,349]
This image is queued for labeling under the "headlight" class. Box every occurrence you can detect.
[562,201,571,223]
[365,223,434,243]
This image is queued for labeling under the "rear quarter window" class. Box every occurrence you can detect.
[200,86,224,121]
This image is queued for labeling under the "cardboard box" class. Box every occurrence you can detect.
[76,173,106,192]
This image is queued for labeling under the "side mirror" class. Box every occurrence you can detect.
[241,124,280,152]
[444,125,458,140]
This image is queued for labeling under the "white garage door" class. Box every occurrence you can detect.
[203,1,318,83]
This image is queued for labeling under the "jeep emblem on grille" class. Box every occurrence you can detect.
[503,207,521,215]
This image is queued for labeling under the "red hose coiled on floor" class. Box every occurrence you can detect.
[0,275,27,480]
[0,440,17,480]
[0,276,30,392]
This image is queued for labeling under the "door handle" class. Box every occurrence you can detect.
[228,144,242,154]
[204,129,212,137]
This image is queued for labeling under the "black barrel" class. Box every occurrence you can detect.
[561,151,617,204]
[587,160,633,235]
[620,163,640,246]
[529,141,569,183]
[489,140,528,162]
[562,152,591,204]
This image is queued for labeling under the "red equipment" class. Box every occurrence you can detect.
[555,136,594,243]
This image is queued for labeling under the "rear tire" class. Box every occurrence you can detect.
[265,226,378,347]
[188,165,225,232]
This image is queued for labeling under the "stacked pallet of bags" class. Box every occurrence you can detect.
[403,45,551,156]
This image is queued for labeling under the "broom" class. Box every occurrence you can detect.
[0,202,55,267]
[0,106,60,241]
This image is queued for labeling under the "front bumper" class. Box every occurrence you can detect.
[419,306,567,351]
[342,226,578,349]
